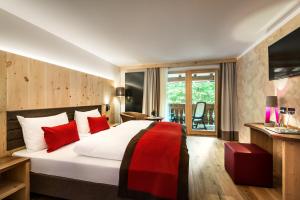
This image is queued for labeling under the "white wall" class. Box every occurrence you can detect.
[0,9,120,81]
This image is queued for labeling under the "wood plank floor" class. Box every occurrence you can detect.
[188,136,281,200]
[31,136,281,200]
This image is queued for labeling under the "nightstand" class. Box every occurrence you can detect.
[0,156,30,200]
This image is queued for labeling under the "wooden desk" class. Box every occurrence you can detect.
[245,123,300,200]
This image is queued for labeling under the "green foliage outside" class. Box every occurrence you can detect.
[167,81,215,104]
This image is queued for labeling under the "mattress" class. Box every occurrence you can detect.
[12,120,153,186]
[13,140,121,186]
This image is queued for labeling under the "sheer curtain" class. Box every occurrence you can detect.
[142,68,160,116]
[159,68,169,120]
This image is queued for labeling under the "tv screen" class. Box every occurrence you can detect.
[269,27,300,80]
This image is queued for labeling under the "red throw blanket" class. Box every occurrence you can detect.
[119,122,189,200]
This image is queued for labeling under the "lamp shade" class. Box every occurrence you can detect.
[115,87,125,97]
[266,96,278,107]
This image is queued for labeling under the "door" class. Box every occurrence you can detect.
[167,72,186,125]
[186,69,219,136]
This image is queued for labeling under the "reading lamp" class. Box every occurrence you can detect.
[116,87,125,122]
[265,96,279,127]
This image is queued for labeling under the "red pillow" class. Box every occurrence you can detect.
[87,115,110,134]
[42,120,80,152]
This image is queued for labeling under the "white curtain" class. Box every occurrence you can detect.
[159,67,169,120]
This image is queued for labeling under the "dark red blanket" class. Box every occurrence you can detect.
[119,122,189,200]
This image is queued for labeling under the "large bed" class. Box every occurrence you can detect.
[7,105,189,200]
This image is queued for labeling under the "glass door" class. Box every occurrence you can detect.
[186,69,219,135]
[167,72,186,125]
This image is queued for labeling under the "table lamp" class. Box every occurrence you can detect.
[265,96,279,127]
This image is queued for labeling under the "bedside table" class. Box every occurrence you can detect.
[0,156,30,200]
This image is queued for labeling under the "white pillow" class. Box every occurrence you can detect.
[74,109,101,134]
[17,112,69,152]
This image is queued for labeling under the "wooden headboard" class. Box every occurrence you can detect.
[6,105,102,150]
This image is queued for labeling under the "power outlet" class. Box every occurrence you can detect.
[288,108,295,115]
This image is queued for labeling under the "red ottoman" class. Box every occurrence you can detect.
[224,142,273,187]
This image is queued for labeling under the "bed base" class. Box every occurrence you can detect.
[30,172,129,200]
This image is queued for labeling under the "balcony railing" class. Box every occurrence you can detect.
[169,103,215,125]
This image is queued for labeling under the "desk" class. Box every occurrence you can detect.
[245,123,300,200]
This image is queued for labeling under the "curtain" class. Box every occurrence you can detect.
[159,68,168,120]
[143,68,160,116]
[220,62,239,141]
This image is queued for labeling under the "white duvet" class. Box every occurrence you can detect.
[74,120,153,161]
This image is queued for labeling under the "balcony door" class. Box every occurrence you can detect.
[167,69,219,136]
[186,69,218,136]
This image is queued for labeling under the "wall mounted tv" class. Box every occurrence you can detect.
[269,27,300,80]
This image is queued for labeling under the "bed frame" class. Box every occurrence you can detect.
[7,105,127,200]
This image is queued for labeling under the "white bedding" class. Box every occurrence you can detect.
[13,140,121,185]
[74,120,152,161]
[13,120,152,185]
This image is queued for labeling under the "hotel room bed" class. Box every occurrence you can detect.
[13,140,121,186]
[7,105,189,200]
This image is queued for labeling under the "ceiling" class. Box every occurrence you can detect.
[0,0,299,67]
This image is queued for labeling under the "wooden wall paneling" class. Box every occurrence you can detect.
[0,51,6,112]
[46,64,70,108]
[80,74,89,105]
[2,51,116,156]
[0,51,6,157]
[101,78,115,121]
[85,74,92,105]
[6,53,29,110]
[27,60,47,109]
[69,70,82,106]
[93,74,104,105]
[90,75,101,105]
[101,79,111,103]
[95,77,104,105]
[0,112,6,157]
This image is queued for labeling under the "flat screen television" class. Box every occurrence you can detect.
[269,27,300,80]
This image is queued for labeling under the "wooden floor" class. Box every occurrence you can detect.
[188,136,281,200]
[31,136,281,200]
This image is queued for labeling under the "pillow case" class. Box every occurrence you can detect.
[74,108,101,134]
[42,120,80,152]
[88,115,110,134]
[17,112,69,152]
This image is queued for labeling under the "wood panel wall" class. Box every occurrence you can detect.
[0,51,116,157]
[0,51,6,157]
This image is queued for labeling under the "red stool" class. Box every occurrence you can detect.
[224,142,273,187]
